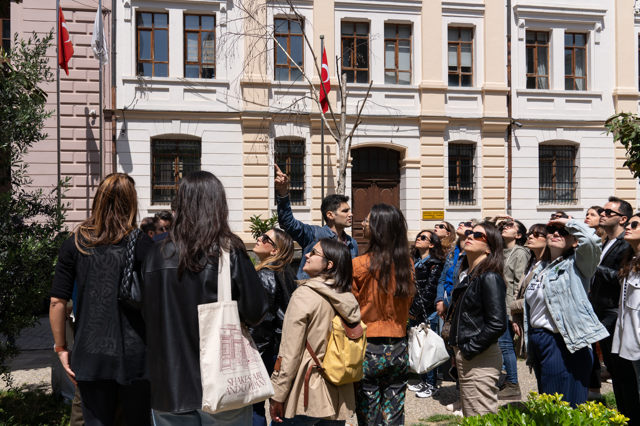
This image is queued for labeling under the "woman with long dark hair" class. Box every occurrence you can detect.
[612,214,640,423]
[434,221,456,252]
[407,230,445,398]
[251,228,296,426]
[352,204,415,425]
[269,238,360,424]
[445,222,507,416]
[50,173,153,425]
[142,171,269,424]
[524,218,608,407]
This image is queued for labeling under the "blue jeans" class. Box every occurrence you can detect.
[498,322,518,384]
[272,416,345,425]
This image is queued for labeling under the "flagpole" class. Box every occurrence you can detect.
[56,0,61,209]
[320,35,325,226]
[98,0,103,180]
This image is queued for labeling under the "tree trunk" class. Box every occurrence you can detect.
[336,73,348,195]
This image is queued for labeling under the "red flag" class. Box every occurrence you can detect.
[58,7,74,75]
[319,48,331,113]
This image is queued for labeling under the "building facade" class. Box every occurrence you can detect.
[6,0,640,239]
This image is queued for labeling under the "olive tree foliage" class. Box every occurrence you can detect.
[227,0,373,195]
[605,112,640,179]
[0,31,68,383]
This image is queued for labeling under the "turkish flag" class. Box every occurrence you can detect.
[319,47,330,113]
[58,7,74,75]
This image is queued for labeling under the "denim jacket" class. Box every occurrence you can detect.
[436,245,465,308]
[524,219,609,353]
[277,194,358,279]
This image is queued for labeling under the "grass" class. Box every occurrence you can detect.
[413,414,461,425]
[0,385,70,425]
[602,391,617,409]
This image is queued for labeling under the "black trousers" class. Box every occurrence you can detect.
[77,379,151,426]
[597,310,640,425]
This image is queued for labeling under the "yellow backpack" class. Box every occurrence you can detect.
[306,315,367,387]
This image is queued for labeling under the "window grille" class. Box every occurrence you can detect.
[1,2,10,54]
[539,145,578,204]
[448,144,476,205]
[275,139,305,205]
[151,139,201,204]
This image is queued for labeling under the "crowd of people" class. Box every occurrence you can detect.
[48,169,640,425]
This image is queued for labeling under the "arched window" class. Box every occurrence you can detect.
[151,137,201,204]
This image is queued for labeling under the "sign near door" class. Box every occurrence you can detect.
[422,210,445,220]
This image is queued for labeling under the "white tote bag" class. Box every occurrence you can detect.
[198,248,274,414]
[408,323,450,374]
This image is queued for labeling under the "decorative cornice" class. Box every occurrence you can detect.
[442,1,485,18]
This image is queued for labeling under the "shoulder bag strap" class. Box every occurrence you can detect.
[304,340,323,410]
[217,245,232,303]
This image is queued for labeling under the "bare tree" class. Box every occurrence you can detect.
[227,0,373,195]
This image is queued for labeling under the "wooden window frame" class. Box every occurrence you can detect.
[448,143,476,205]
[151,139,201,205]
[136,12,169,77]
[539,145,578,205]
[184,14,216,79]
[274,139,305,205]
[564,32,587,91]
[384,23,412,85]
[448,27,473,87]
[341,21,369,84]
[526,31,550,89]
[274,17,304,81]
[1,1,10,54]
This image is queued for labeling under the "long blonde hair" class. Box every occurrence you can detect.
[256,229,294,272]
[74,173,138,254]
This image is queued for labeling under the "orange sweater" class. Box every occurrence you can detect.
[351,254,414,338]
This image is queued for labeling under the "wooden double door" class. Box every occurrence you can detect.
[351,147,401,247]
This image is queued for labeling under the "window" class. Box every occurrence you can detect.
[341,21,369,83]
[151,139,201,204]
[526,31,549,89]
[1,1,9,53]
[274,18,303,81]
[448,144,475,205]
[539,145,577,204]
[638,35,640,90]
[384,24,411,85]
[184,15,215,79]
[448,27,473,87]
[275,139,305,205]
[136,12,168,77]
[564,33,587,90]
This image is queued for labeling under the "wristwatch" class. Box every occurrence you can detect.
[54,344,67,353]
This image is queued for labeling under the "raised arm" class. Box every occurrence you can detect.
[275,164,317,248]
[557,218,602,282]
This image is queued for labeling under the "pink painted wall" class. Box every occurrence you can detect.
[10,0,113,228]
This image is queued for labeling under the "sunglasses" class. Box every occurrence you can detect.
[309,248,325,259]
[545,225,570,237]
[259,233,275,246]
[500,221,515,229]
[602,208,623,217]
[464,229,487,242]
[527,231,547,239]
[458,221,472,228]
[416,233,432,241]
[435,224,447,230]
[627,221,640,230]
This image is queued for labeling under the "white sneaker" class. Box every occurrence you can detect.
[408,382,427,392]
[416,387,434,398]
[453,409,463,417]
[446,400,461,412]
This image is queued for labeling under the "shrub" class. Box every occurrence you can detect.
[0,386,70,425]
[461,392,628,426]
[248,213,279,240]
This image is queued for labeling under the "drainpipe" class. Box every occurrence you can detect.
[111,0,117,172]
[506,0,513,216]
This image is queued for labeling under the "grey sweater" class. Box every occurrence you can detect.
[503,245,531,320]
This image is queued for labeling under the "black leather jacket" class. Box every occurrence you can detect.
[447,271,507,360]
[249,267,297,358]
[142,241,269,413]
[409,256,444,323]
[590,231,629,316]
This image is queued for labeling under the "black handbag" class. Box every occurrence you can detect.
[118,228,143,309]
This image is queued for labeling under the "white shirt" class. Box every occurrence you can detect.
[600,238,616,262]
[612,272,640,361]
[525,267,559,333]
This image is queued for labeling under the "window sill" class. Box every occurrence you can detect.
[536,204,583,211]
[446,204,481,211]
[516,89,602,98]
[122,76,230,87]
[447,86,482,93]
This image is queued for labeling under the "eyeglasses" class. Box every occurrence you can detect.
[545,225,570,237]
[458,221,472,228]
[602,208,623,217]
[434,224,446,230]
[464,229,487,242]
[627,221,640,230]
[416,234,429,241]
[259,233,275,246]
[500,222,515,229]
[527,231,547,239]
[309,248,325,259]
